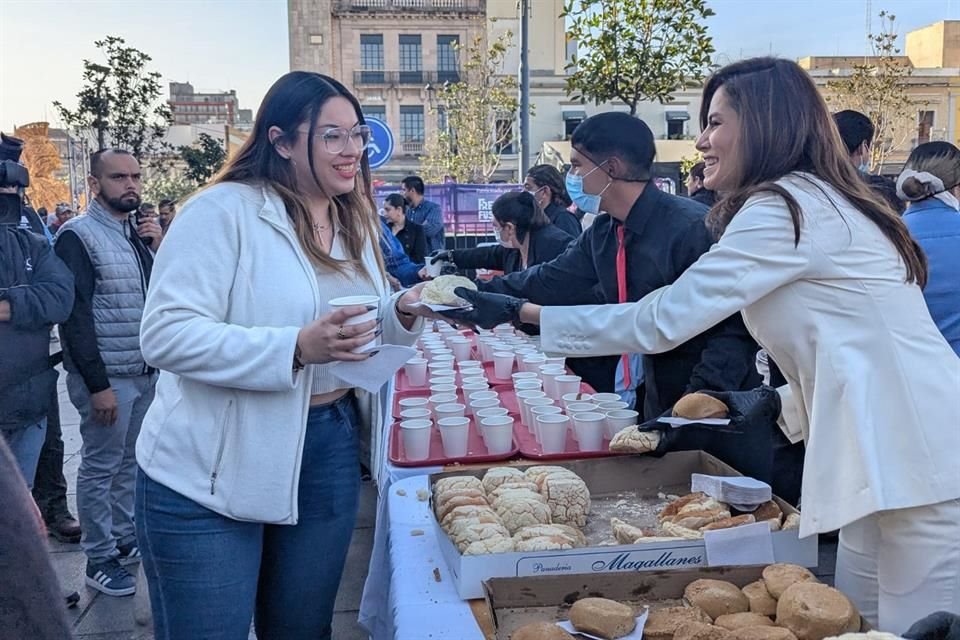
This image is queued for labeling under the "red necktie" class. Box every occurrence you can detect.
[616,225,632,390]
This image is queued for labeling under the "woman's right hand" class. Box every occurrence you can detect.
[296,306,380,364]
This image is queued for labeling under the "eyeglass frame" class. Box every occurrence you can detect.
[296,124,373,155]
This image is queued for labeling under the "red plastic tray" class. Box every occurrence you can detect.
[511,420,624,461]
[387,417,521,467]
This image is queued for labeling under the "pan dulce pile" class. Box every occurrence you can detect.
[510,563,862,640]
[433,466,590,555]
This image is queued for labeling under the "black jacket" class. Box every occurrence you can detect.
[391,220,427,265]
[863,172,904,215]
[0,223,75,428]
[451,223,574,275]
[690,189,717,207]
[544,202,581,238]
[480,184,761,419]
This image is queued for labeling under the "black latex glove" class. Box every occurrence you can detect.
[635,385,781,456]
[905,612,960,640]
[439,287,528,330]
[427,249,453,265]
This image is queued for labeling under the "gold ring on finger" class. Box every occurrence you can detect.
[337,326,346,340]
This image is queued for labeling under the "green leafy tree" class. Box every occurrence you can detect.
[563,0,715,116]
[54,36,171,160]
[421,32,520,184]
[142,171,195,205]
[180,133,226,186]
[826,11,921,172]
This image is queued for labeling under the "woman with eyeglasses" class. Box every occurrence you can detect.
[524,164,582,237]
[423,190,574,281]
[133,72,427,639]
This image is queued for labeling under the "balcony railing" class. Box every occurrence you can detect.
[400,141,425,155]
[353,69,461,87]
[334,0,483,14]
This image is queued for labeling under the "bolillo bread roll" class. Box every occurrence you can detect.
[673,393,729,419]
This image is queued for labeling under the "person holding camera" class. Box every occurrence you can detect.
[55,149,163,597]
[0,147,75,492]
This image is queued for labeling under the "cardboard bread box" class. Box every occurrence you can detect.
[430,452,817,600]
[483,565,865,640]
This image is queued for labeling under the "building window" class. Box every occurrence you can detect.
[667,120,685,139]
[917,110,935,146]
[437,35,460,83]
[399,35,422,84]
[400,105,425,153]
[495,117,514,154]
[360,34,385,84]
[363,105,386,123]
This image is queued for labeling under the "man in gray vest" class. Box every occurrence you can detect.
[55,149,163,597]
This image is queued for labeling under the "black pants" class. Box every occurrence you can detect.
[32,375,70,521]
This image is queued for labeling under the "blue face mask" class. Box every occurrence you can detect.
[858,161,870,173]
[565,162,610,214]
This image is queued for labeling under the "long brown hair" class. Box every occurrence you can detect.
[214,71,384,279]
[701,57,927,287]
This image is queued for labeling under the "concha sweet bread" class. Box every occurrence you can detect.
[684,579,750,619]
[420,274,477,306]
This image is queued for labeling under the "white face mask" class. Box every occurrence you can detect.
[493,224,512,248]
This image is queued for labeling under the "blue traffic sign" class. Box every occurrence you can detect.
[365,117,394,169]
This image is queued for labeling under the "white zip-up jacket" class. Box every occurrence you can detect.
[136,182,422,524]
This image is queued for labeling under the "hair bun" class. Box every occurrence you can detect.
[900,176,934,201]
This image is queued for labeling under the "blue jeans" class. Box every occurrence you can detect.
[1,418,47,490]
[136,394,361,640]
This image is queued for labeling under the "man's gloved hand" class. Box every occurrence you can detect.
[904,612,960,640]
[427,249,454,265]
[634,385,782,457]
[439,287,527,330]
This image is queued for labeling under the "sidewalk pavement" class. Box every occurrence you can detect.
[48,368,374,640]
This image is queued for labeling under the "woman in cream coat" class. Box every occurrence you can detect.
[448,59,960,632]
[135,73,427,639]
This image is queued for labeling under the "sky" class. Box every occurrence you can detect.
[1,0,958,132]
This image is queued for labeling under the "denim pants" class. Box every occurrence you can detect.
[1,418,47,490]
[69,373,157,562]
[136,394,361,640]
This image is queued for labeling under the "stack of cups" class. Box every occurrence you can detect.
[404,357,428,387]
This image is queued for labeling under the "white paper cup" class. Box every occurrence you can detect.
[400,419,432,461]
[561,393,594,411]
[430,355,456,369]
[437,417,470,457]
[469,398,501,414]
[544,356,566,367]
[404,359,428,387]
[514,379,543,392]
[541,369,567,400]
[521,356,547,373]
[531,405,563,444]
[523,397,555,430]
[493,352,515,380]
[512,372,539,383]
[399,408,432,422]
[450,340,473,362]
[565,402,599,415]
[554,375,582,398]
[328,295,380,352]
[429,376,456,387]
[604,409,640,439]
[429,369,457,380]
[458,360,483,371]
[476,407,510,420]
[590,392,622,404]
[572,412,606,452]
[468,390,498,404]
[536,414,570,454]
[435,403,466,420]
[480,416,514,454]
[398,397,430,412]
[430,384,458,396]
[478,338,500,362]
[428,393,458,419]
[597,401,629,413]
[461,376,488,387]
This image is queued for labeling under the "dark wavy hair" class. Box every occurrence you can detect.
[526,164,572,207]
[901,141,960,202]
[213,71,383,278]
[492,191,550,243]
[701,57,926,287]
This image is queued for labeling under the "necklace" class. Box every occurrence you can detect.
[312,221,330,232]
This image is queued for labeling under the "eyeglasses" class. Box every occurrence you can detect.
[299,125,372,154]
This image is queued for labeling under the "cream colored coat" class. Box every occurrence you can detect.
[541,174,960,537]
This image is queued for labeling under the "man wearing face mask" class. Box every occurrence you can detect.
[55,149,162,597]
[467,113,761,423]
[833,110,903,215]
